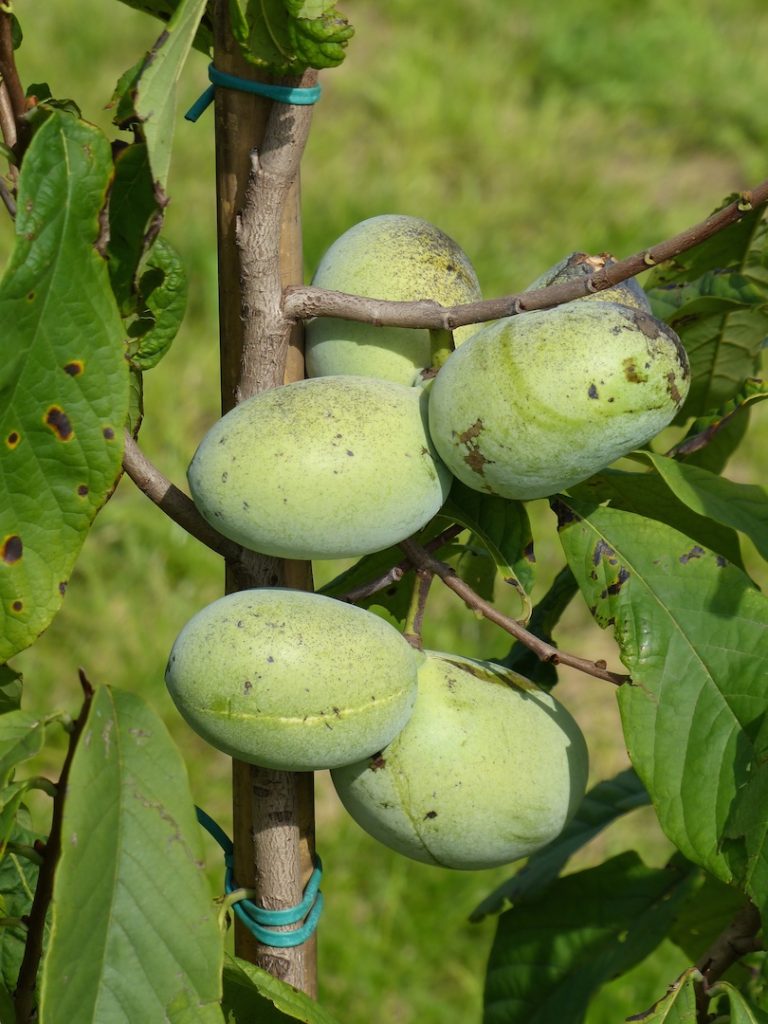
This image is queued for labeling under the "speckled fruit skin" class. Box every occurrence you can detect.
[427,300,690,500]
[331,651,589,869]
[165,589,419,771]
[187,375,452,560]
[306,214,482,385]
[525,252,653,312]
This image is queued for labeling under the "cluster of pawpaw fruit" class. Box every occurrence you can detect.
[166,215,690,869]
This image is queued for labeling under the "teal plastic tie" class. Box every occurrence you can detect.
[185,63,322,122]
[196,806,323,947]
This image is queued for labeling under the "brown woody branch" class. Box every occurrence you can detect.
[696,901,762,989]
[121,431,246,565]
[283,178,768,329]
[399,537,629,685]
[0,10,29,164]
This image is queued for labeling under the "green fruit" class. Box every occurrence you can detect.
[525,252,652,312]
[165,589,419,771]
[188,375,452,560]
[427,300,690,500]
[306,214,482,385]
[331,651,589,869]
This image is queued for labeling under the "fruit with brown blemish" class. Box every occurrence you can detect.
[306,214,482,385]
[188,375,452,560]
[331,651,589,869]
[165,589,419,771]
[525,252,652,312]
[427,300,690,500]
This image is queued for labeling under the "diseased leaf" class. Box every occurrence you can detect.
[471,768,649,921]
[552,497,768,897]
[0,112,128,662]
[38,687,223,1023]
[483,852,698,1024]
[223,955,343,1023]
[627,968,700,1023]
[439,481,534,621]
[631,451,768,560]
[112,0,209,188]
[229,0,353,73]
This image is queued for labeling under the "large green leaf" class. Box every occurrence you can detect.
[631,451,768,561]
[229,0,353,73]
[115,0,214,53]
[483,852,698,1024]
[628,969,700,1023]
[113,0,209,189]
[0,112,128,662]
[38,687,223,1023]
[470,769,649,921]
[645,208,768,418]
[553,497,768,894]
[107,142,162,314]
[223,955,342,1023]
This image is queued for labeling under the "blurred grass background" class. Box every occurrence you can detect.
[3,0,768,1020]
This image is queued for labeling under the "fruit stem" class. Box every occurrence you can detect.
[403,568,433,650]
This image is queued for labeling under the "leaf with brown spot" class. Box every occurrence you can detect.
[0,112,128,661]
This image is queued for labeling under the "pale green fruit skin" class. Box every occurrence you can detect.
[188,375,452,560]
[165,589,419,771]
[306,214,482,385]
[525,252,652,312]
[428,301,690,500]
[332,651,589,869]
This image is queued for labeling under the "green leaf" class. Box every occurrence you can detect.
[646,207,768,418]
[446,539,498,601]
[628,968,700,1023]
[712,982,768,1024]
[496,566,579,688]
[668,872,745,962]
[112,0,209,189]
[0,712,47,790]
[631,451,768,561]
[552,497,768,890]
[720,761,768,924]
[670,378,768,474]
[470,768,649,921]
[0,985,16,1024]
[38,687,223,1023]
[223,954,343,1024]
[229,0,353,73]
[439,481,534,620]
[115,0,214,53]
[483,852,699,1024]
[0,816,46,999]
[0,668,22,716]
[107,142,163,313]
[572,467,744,569]
[128,236,188,370]
[0,112,129,663]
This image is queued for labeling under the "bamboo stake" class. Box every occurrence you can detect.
[212,0,316,993]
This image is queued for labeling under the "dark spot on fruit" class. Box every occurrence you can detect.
[103,427,115,440]
[63,360,84,376]
[623,358,648,384]
[332,706,341,717]
[464,448,491,475]
[45,406,73,441]
[622,308,663,340]
[242,501,250,510]
[266,655,274,663]
[236,620,244,627]
[370,754,387,771]
[424,810,438,820]
[77,484,89,497]
[6,431,20,449]
[59,581,68,594]
[243,680,252,694]
[607,397,615,403]
[716,555,728,568]
[550,498,578,529]
[666,371,683,405]
[680,545,705,564]
[2,535,22,564]
[221,471,228,482]
[600,567,630,597]
[588,383,599,399]
[593,539,618,566]
[324,721,333,730]
[346,450,354,457]
[458,419,484,444]
[11,600,23,612]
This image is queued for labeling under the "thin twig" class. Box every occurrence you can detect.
[121,431,246,564]
[0,11,28,164]
[13,671,94,1022]
[696,901,762,990]
[283,178,768,329]
[399,537,629,685]
[335,523,464,603]
[402,569,433,650]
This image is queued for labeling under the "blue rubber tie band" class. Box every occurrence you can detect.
[185,63,322,122]
[195,806,323,947]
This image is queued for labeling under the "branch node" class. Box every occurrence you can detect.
[737,191,753,212]
[642,250,657,266]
